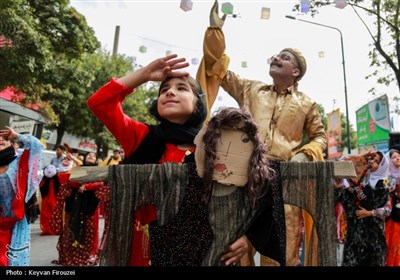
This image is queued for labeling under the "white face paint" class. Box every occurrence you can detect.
[44,164,57,178]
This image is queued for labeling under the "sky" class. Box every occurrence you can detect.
[70,0,399,130]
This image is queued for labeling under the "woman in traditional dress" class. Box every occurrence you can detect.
[50,152,108,266]
[39,157,73,235]
[335,151,392,266]
[0,126,43,266]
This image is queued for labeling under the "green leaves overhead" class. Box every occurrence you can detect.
[0,0,100,101]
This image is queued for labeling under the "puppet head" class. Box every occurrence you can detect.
[194,107,275,203]
[44,164,57,178]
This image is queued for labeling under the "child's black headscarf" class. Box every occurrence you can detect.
[149,76,207,145]
[124,76,207,165]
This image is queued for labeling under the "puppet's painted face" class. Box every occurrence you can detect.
[44,164,57,178]
[194,124,254,187]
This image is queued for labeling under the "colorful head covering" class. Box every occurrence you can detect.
[149,76,207,144]
[369,151,389,188]
[0,146,17,166]
[386,149,400,178]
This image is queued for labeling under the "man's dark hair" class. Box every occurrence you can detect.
[55,145,66,151]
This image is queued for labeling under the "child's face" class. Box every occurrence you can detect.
[0,136,11,152]
[61,157,72,166]
[391,152,400,168]
[369,153,382,172]
[157,77,195,124]
[85,152,97,164]
[55,148,64,157]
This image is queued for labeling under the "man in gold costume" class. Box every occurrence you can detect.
[197,0,327,266]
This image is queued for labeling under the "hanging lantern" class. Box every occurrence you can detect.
[260,7,270,20]
[191,57,199,65]
[335,0,347,9]
[300,0,310,13]
[165,50,173,56]
[241,61,247,68]
[221,2,233,15]
[180,0,193,12]
[139,45,147,53]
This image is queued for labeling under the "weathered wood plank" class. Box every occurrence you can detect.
[69,161,356,183]
[70,166,108,183]
[332,160,356,179]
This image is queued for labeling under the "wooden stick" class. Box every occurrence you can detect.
[70,166,108,183]
[332,160,356,179]
[69,161,356,183]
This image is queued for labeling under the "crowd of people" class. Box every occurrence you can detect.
[334,150,397,266]
[0,0,399,268]
[38,146,123,265]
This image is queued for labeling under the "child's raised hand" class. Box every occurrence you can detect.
[0,126,17,140]
[145,54,189,82]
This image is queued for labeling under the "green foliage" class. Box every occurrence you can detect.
[0,0,100,102]
[339,111,357,151]
[317,103,327,128]
[0,0,161,156]
[122,84,159,125]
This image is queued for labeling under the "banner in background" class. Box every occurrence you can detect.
[42,128,97,153]
[327,109,342,159]
[10,120,35,134]
[356,95,390,151]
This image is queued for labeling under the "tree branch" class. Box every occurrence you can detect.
[349,1,399,32]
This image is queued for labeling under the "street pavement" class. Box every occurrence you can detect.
[29,216,261,267]
[30,219,58,266]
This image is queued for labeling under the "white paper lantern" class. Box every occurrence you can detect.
[300,0,310,13]
[191,57,199,65]
[260,7,270,20]
[139,45,147,53]
[335,0,347,9]
[180,0,193,12]
[221,2,233,15]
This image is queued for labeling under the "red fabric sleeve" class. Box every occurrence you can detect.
[83,182,104,191]
[0,150,29,229]
[87,78,150,156]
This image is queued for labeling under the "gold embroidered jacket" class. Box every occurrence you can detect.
[197,27,327,161]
